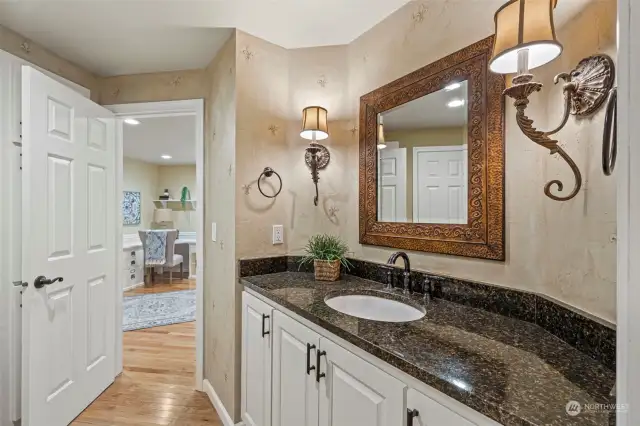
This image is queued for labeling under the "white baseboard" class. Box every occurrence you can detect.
[122,281,144,292]
[202,379,243,426]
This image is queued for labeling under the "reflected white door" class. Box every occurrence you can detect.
[378,147,407,222]
[413,146,467,224]
[21,66,117,426]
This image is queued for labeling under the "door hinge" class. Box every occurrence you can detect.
[13,281,26,308]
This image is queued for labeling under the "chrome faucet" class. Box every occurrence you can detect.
[386,252,411,294]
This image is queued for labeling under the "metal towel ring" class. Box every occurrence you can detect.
[257,167,282,198]
[602,87,617,176]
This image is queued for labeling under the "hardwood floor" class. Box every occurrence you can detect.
[72,322,221,426]
[124,278,196,296]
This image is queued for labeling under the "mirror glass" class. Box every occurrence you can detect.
[377,80,469,224]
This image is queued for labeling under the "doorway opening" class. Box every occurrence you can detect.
[71,99,209,425]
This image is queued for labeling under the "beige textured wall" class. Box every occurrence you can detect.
[203,33,239,420]
[344,0,616,322]
[156,165,197,232]
[386,126,466,220]
[536,0,617,320]
[233,33,354,258]
[122,158,159,236]
[0,24,100,99]
[230,0,616,322]
[99,68,206,105]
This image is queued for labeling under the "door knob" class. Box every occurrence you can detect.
[34,275,63,289]
[407,408,419,425]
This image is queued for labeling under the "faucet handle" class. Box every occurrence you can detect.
[384,267,393,289]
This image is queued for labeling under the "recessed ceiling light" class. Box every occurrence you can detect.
[444,82,462,91]
[161,155,172,159]
[124,118,140,125]
[447,99,465,108]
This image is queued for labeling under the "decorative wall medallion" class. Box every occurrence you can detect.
[242,47,254,61]
[268,124,279,135]
[169,76,183,87]
[111,88,121,99]
[122,191,141,225]
[20,41,31,53]
[567,54,615,116]
[305,144,330,170]
[350,125,358,137]
[328,206,339,217]
[241,184,252,195]
[317,75,327,88]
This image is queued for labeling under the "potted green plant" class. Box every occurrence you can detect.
[300,234,352,281]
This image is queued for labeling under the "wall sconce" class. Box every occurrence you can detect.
[490,0,615,201]
[377,115,387,150]
[301,106,331,206]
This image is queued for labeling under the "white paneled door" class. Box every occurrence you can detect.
[21,66,117,426]
[413,146,468,224]
[378,147,407,222]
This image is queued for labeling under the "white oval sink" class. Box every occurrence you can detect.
[325,294,425,322]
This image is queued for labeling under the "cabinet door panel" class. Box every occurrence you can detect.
[272,311,320,426]
[319,338,405,426]
[407,389,476,426]
[242,292,273,426]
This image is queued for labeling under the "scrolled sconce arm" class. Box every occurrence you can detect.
[503,54,615,202]
[505,73,582,201]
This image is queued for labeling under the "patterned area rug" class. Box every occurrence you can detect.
[123,289,196,331]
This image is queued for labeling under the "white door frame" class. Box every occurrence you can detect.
[106,99,205,391]
[616,0,638,423]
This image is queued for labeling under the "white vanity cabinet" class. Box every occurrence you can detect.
[269,306,404,426]
[242,290,501,426]
[241,292,274,426]
[272,311,320,426]
[407,388,475,426]
[318,337,406,426]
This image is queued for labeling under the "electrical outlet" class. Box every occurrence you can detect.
[272,225,284,245]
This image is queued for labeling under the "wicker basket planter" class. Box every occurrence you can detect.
[314,259,341,281]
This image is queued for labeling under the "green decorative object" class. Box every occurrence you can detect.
[300,234,352,281]
[180,186,191,209]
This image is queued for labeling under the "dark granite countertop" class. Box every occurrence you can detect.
[241,272,615,426]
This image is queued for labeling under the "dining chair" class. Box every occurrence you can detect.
[139,230,184,284]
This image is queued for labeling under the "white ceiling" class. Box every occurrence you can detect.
[383,80,468,131]
[0,0,410,76]
[123,115,196,165]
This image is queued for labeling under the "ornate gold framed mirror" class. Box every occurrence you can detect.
[359,36,506,260]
